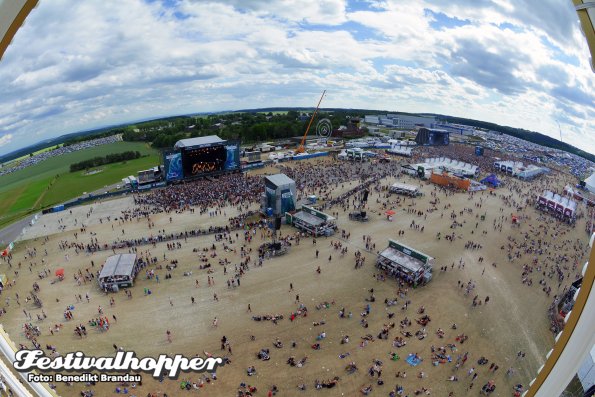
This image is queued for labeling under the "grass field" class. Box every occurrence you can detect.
[0,141,159,227]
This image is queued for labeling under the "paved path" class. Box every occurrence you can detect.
[0,214,36,246]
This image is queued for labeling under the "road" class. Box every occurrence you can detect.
[0,213,36,246]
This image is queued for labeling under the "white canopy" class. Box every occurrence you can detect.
[585,172,595,194]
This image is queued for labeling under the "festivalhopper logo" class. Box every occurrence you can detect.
[13,350,225,381]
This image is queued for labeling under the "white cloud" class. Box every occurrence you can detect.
[0,0,593,156]
[0,134,13,147]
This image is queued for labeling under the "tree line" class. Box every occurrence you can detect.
[121,110,359,148]
[70,151,141,172]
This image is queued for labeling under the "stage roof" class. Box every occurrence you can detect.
[174,136,224,149]
[98,254,137,280]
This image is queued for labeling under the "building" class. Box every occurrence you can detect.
[262,174,297,217]
[434,123,476,136]
[363,114,436,129]
[286,205,336,236]
[376,239,434,286]
[364,115,380,124]
[387,114,436,129]
[98,254,140,290]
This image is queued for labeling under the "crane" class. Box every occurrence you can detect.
[295,90,326,154]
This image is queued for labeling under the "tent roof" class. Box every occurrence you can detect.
[585,172,595,193]
[293,211,325,226]
[265,173,294,187]
[379,247,426,274]
[391,182,418,192]
[99,254,137,280]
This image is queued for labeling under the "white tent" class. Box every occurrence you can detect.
[585,172,595,194]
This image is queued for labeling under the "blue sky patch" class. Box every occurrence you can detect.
[346,0,383,12]
[497,22,524,33]
[298,20,387,41]
[541,36,580,67]
[424,9,470,30]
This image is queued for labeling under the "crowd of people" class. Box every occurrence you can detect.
[0,134,122,177]
[0,146,590,397]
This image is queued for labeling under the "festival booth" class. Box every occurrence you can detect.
[286,205,336,237]
[346,148,365,161]
[429,172,471,191]
[469,180,487,192]
[403,158,479,179]
[386,140,413,157]
[564,185,595,207]
[536,190,577,224]
[480,174,501,188]
[389,182,421,197]
[493,160,547,180]
[98,254,139,290]
[376,239,434,287]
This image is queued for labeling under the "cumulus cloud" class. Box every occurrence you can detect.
[0,134,13,147]
[0,0,593,155]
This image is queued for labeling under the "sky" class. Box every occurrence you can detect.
[0,0,594,156]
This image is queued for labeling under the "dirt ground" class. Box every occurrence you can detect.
[0,158,590,397]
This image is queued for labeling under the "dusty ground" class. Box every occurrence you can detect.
[0,158,589,397]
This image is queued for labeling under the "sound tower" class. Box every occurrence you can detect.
[362,189,369,202]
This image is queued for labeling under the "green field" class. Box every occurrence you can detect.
[0,141,159,227]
